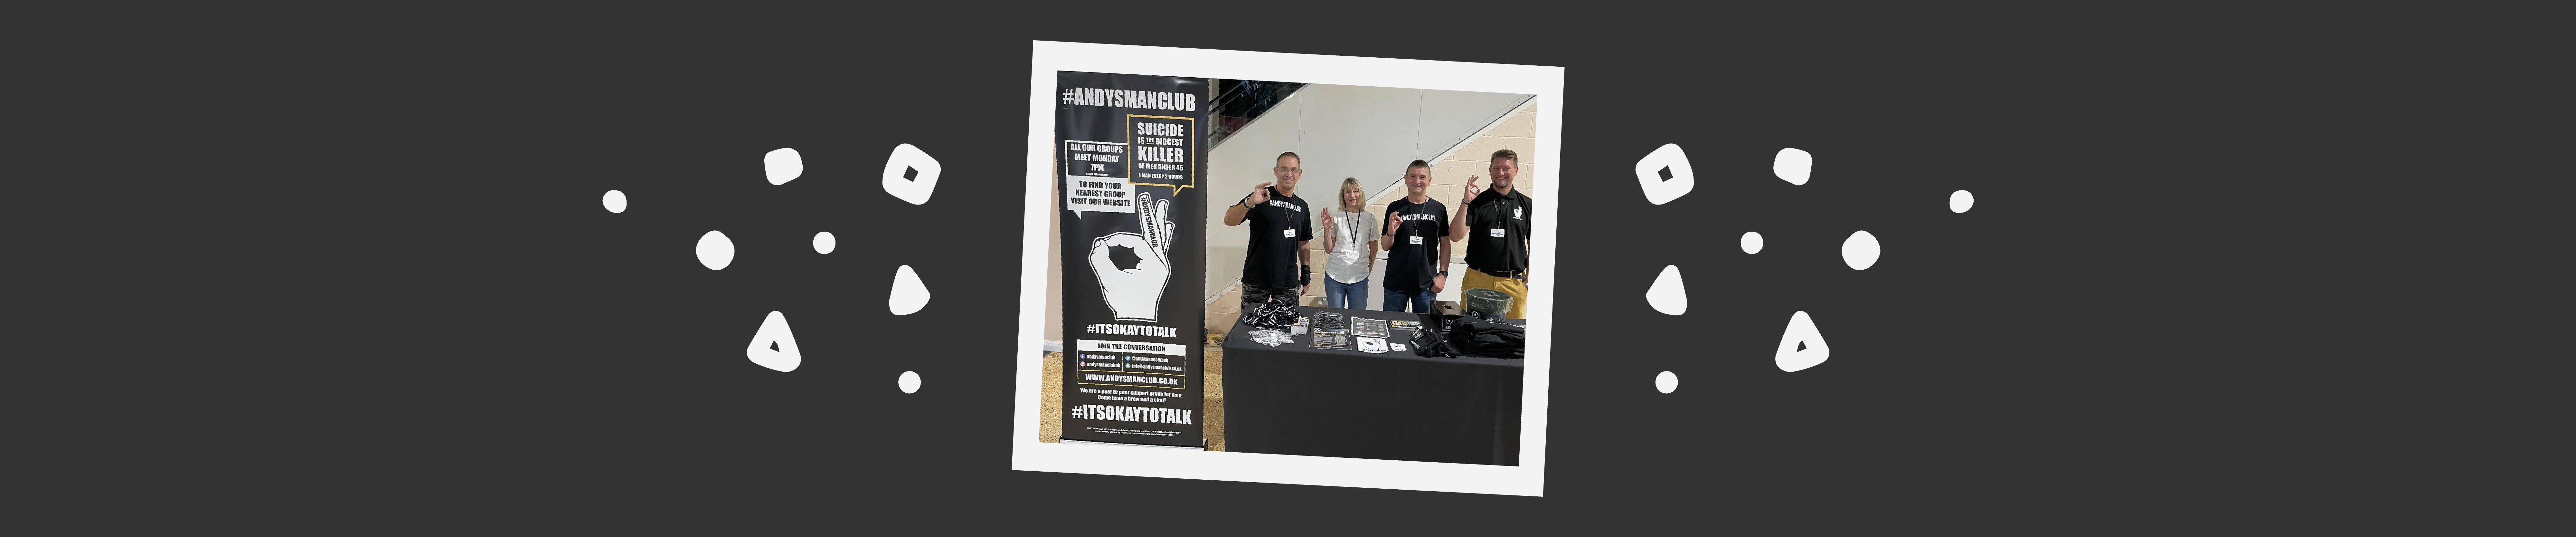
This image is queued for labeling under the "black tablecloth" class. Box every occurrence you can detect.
[1220,306,1522,465]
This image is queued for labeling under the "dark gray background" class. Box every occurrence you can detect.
[13,5,2553,532]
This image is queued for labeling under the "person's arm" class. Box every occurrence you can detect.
[1433,236,1451,292]
[1363,210,1379,273]
[1448,176,1478,242]
[1317,209,1335,247]
[1224,182,1272,226]
[1382,209,1401,245]
[1366,239,1379,273]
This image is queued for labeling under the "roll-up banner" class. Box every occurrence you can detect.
[1058,72,1208,447]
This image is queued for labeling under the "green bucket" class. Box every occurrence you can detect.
[1463,288,1514,316]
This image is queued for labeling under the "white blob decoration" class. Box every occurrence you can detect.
[1740,231,1764,254]
[812,231,837,254]
[1841,230,1880,270]
[601,190,627,213]
[1774,311,1831,372]
[889,264,931,315]
[764,148,803,185]
[1645,265,1688,315]
[882,143,942,205]
[745,311,802,372]
[1950,190,1975,213]
[1632,143,1695,205]
[1773,147,1813,185]
[898,371,922,393]
[1655,371,1679,394]
[695,230,735,271]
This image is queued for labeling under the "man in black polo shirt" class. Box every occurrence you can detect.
[1223,151,1313,314]
[1448,149,1533,319]
[1379,159,1449,313]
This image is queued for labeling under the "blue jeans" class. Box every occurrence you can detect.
[1383,286,1435,313]
[1323,278,1369,310]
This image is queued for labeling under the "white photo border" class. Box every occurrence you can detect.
[1015,41,1561,496]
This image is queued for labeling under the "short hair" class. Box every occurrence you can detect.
[1275,152,1301,166]
[1405,159,1431,173]
[1489,149,1519,165]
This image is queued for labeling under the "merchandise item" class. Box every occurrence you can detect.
[1247,329,1294,347]
[1443,312,1525,359]
[1356,336,1388,353]
[1309,332,1351,350]
[1312,310,1347,334]
[1323,208,1377,285]
[1238,186,1311,289]
[1461,188,1532,274]
[1389,320,1422,331]
[1380,197,1449,293]
[1353,318,1390,338]
[1242,302,1300,329]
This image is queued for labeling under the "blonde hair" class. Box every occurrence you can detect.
[1337,177,1365,213]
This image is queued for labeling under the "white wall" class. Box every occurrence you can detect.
[1203,84,1534,301]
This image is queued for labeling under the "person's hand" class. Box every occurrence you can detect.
[1462,175,1481,203]
[1432,274,1448,293]
[1319,209,1335,240]
[1387,211,1404,234]
[1247,182,1272,207]
[1089,191,1174,322]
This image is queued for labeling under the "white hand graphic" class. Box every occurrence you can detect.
[1090,191,1174,322]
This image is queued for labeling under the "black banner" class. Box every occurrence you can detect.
[1058,72,1208,447]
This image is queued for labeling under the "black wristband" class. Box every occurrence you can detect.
[1300,265,1312,287]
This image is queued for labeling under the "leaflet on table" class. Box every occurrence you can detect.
[1310,332,1352,350]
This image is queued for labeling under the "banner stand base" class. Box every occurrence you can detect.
[1060,438,1208,450]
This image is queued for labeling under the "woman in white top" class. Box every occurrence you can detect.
[1317,177,1379,310]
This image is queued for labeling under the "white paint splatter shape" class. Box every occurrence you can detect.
[882,143,942,205]
[1655,371,1678,394]
[1841,230,1880,270]
[695,230,735,270]
[745,311,801,372]
[889,264,930,315]
[1632,143,1695,205]
[1646,265,1687,315]
[812,231,836,254]
[601,190,627,213]
[898,371,921,393]
[1774,311,1830,372]
[764,148,803,185]
[1740,231,1764,254]
[1950,190,1975,213]
[1773,148,1812,185]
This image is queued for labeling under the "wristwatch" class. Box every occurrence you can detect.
[1436,270,1449,276]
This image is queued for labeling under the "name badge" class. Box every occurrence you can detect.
[1409,235,1423,245]
[1489,228,1505,237]
[1284,228,1298,238]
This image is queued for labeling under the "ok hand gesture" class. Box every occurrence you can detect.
[1462,175,1482,204]
[1247,182,1272,206]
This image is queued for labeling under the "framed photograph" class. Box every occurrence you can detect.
[1014,41,1562,495]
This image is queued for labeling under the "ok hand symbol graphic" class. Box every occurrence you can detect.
[1090,191,1175,322]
